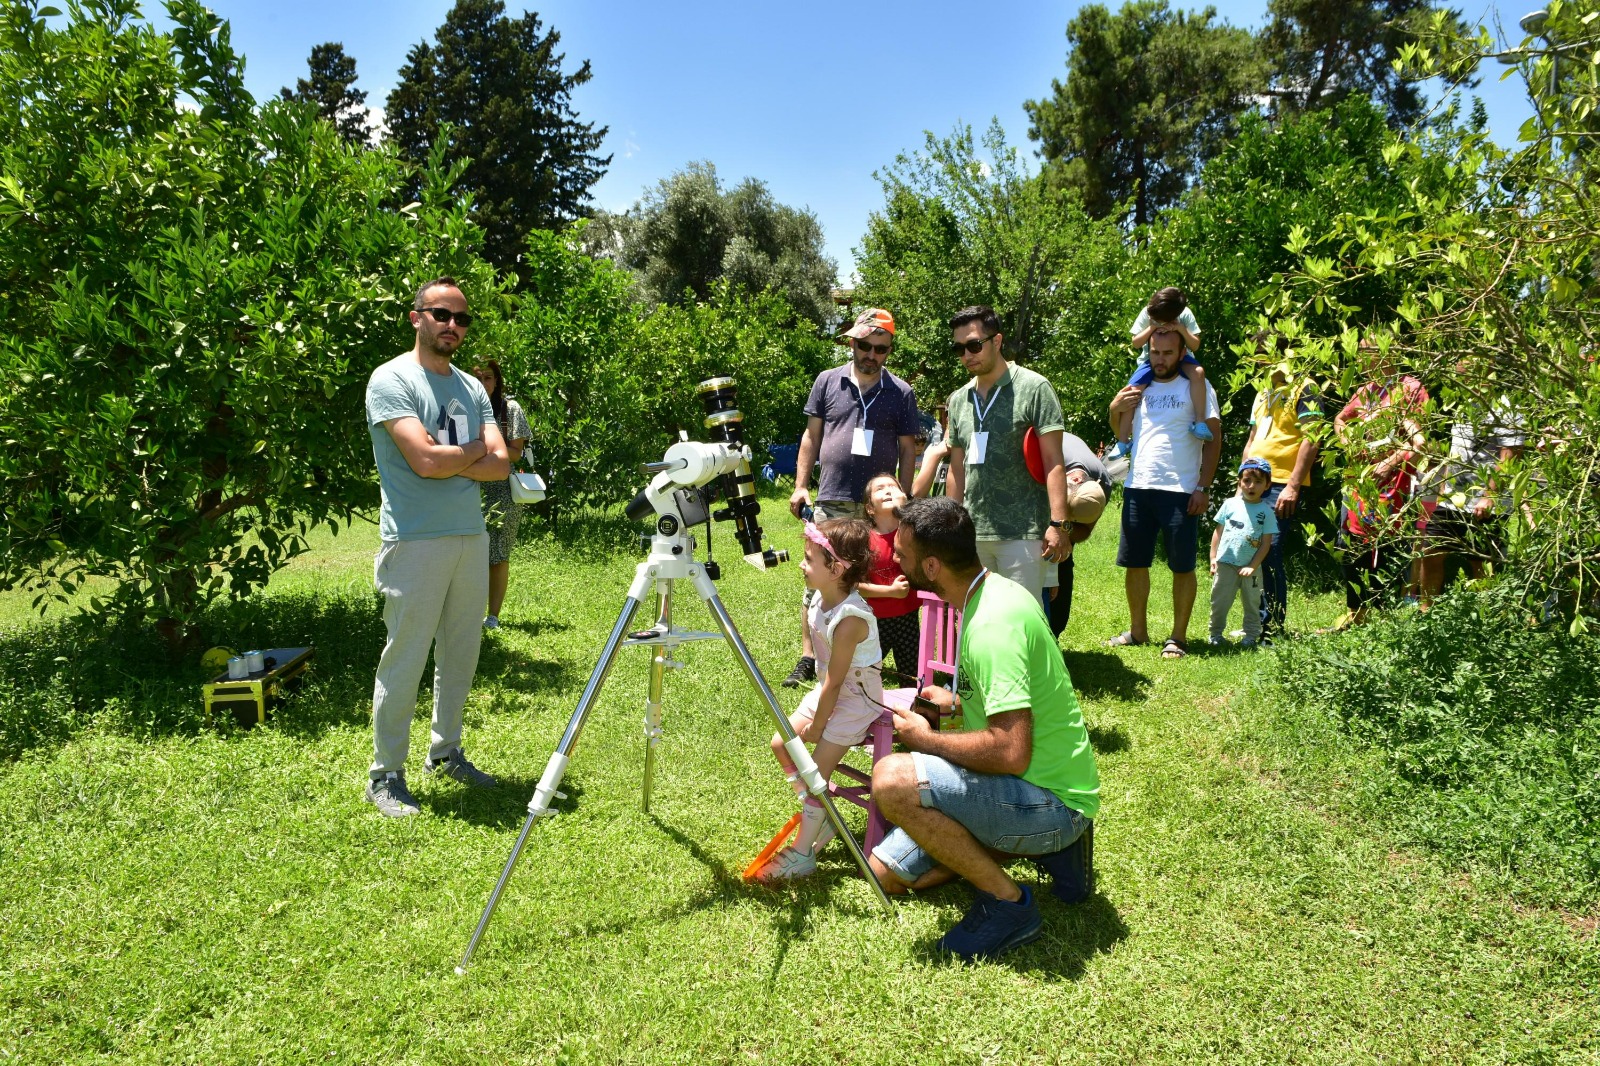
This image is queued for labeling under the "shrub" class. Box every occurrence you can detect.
[1272,582,1600,904]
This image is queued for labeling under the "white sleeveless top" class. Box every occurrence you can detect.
[808,590,883,670]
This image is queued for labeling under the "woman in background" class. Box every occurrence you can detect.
[473,360,532,629]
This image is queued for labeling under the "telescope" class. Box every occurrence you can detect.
[624,377,788,572]
[456,376,888,973]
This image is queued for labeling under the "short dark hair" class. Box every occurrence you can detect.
[1147,286,1188,323]
[948,305,1001,336]
[894,497,979,570]
[414,276,462,310]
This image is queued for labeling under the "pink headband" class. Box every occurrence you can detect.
[803,521,833,554]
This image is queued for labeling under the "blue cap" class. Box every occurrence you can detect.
[1238,457,1273,477]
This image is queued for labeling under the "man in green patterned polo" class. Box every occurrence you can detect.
[944,305,1072,604]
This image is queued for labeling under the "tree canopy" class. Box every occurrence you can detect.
[1261,0,1471,126]
[385,0,610,275]
[0,0,499,647]
[1024,1,1265,226]
[279,41,370,146]
[591,161,837,328]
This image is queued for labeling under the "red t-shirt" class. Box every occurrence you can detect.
[864,529,920,619]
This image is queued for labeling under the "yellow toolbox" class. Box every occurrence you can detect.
[203,646,315,728]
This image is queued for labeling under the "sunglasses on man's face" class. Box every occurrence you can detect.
[949,334,994,356]
[420,307,474,328]
[853,338,891,356]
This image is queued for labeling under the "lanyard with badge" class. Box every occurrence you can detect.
[967,382,1006,465]
[949,567,988,700]
[851,375,879,457]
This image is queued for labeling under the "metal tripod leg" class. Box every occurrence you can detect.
[702,591,894,912]
[641,584,672,813]
[456,591,645,975]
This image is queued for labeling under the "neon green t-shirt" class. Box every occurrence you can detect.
[955,573,1100,818]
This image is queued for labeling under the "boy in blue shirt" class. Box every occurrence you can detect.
[1208,457,1278,647]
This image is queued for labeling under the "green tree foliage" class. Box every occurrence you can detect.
[853,122,1127,422]
[0,0,499,646]
[385,0,610,275]
[477,229,833,516]
[592,161,837,328]
[279,41,370,146]
[1024,1,1265,226]
[1260,0,1470,126]
[1262,1,1600,619]
[1145,96,1428,425]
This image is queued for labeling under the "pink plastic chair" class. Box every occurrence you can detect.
[829,591,961,853]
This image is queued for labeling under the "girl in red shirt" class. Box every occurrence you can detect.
[858,473,922,683]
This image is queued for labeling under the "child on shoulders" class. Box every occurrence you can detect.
[1110,286,1210,460]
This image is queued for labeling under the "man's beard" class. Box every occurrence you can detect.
[902,560,936,593]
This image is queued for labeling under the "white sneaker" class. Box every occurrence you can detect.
[756,845,818,881]
[483,615,499,630]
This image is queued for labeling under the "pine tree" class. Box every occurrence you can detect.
[385,0,610,274]
[279,42,370,146]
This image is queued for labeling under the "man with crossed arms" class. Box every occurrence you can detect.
[363,277,509,817]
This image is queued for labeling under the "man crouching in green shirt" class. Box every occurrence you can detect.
[869,496,1099,963]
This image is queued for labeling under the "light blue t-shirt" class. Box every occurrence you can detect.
[365,355,495,541]
[1212,495,1278,567]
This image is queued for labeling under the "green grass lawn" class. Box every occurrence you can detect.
[1,499,1596,1064]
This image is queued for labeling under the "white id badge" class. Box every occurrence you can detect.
[968,431,989,465]
[851,427,873,456]
[450,414,469,447]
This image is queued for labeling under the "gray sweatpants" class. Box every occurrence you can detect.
[1210,562,1263,643]
[370,533,490,778]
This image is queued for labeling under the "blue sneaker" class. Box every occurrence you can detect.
[937,884,1043,963]
[1190,421,1214,441]
[1035,822,1094,903]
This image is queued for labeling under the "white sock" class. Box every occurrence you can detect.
[793,798,828,855]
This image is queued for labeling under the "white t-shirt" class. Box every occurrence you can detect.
[1125,375,1221,494]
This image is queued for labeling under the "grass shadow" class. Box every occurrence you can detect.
[492,617,572,638]
[906,890,1129,980]
[1087,724,1132,755]
[420,774,586,830]
[1062,649,1152,702]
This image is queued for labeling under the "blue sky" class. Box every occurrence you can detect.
[180,1,1537,282]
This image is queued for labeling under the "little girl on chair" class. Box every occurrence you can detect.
[757,518,883,881]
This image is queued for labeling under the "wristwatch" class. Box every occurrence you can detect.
[1048,519,1066,528]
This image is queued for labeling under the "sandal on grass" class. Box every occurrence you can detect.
[1161,638,1188,659]
[1106,631,1149,648]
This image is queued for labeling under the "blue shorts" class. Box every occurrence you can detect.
[870,753,1089,884]
[1129,352,1200,387]
[1116,487,1199,572]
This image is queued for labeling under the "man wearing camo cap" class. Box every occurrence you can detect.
[782,307,919,687]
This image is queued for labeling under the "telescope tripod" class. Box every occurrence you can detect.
[457,532,894,974]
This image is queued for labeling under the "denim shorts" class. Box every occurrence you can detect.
[1116,487,1199,572]
[870,752,1090,884]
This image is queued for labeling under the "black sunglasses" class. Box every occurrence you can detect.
[949,334,995,356]
[853,338,892,356]
[420,306,474,327]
